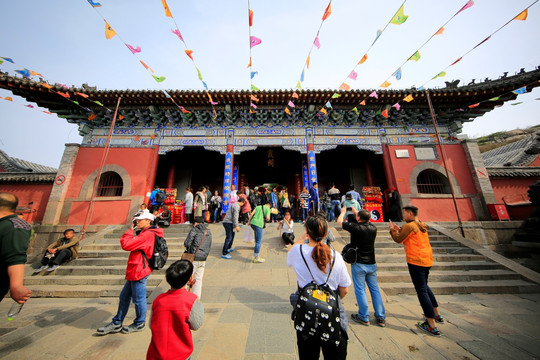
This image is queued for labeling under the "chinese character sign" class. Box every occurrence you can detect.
[232,163,239,190]
[307,151,318,189]
[222,152,234,213]
[302,160,309,190]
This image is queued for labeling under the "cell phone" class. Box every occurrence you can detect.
[346,207,352,211]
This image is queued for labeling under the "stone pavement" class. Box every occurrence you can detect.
[1,223,540,359]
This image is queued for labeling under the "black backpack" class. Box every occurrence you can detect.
[294,245,342,345]
[141,230,168,270]
[155,190,166,203]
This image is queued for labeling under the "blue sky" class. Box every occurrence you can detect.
[1,0,539,168]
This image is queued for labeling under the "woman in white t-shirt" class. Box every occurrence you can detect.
[287,216,352,360]
[277,211,295,248]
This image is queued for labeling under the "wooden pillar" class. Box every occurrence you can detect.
[382,144,397,189]
[365,160,374,186]
[166,164,176,189]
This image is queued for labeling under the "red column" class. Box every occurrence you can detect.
[382,144,397,189]
[146,146,160,204]
[365,160,374,186]
[166,164,176,189]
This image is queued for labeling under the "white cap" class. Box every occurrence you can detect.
[134,212,155,221]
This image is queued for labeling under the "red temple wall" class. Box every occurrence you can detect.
[490,177,538,220]
[529,156,540,167]
[0,183,53,223]
[387,144,478,221]
[65,146,157,225]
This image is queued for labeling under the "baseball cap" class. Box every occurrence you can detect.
[134,212,155,221]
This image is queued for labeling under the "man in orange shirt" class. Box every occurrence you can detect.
[389,205,443,337]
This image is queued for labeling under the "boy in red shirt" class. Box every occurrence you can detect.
[147,260,204,360]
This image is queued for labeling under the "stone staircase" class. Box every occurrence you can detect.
[25,224,192,298]
[335,223,540,295]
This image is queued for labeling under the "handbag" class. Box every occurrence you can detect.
[181,229,207,263]
[341,243,358,264]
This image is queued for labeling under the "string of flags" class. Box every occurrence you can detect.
[159,0,218,117]
[284,0,333,116]
[248,1,261,113]
[86,0,192,115]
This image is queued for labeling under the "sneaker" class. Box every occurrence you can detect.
[33,265,48,274]
[221,254,232,259]
[47,264,60,272]
[122,322,145,334]
[96,322,123,335]
[435,315,444,324]
[252,257,266,263]
[227,248,235,253]
[376,318,386,327]
[416,321,441,337]
[351,314,369,326]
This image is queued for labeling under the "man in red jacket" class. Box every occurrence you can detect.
[97,212,164,335]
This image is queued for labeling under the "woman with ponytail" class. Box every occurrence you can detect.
[287,216,352,360]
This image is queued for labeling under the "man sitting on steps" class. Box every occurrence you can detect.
[33,229,79,273]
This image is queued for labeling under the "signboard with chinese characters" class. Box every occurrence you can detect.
[395,149,409,158]
[414,146,438,160]
[222,152,234,213]
[307,151,318,189]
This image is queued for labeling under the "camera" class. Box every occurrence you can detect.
[346,207,352,211]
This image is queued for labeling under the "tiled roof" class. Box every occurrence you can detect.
[487,167,540,177]
[482,132,540,167]
[0,173,56,183]
[0,150,57,183]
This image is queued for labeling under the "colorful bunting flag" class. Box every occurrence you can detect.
[352,107,359,115]
[185,50,194,60]
[380,81,391,88]
[314,36,321,49]
[360,100,366,106]
[249,9,254,26]
[153,75,166,82]
[57,91,70,98]
[288,101,296,108]
[140,60,154,73]
[381,109,389,118]
[320,108,327,115]
[285,108,291,115]
[403,94,414,102]
[28,70,43,77]
[373,30,382,44]
[306,55,311,69]
[161,0,172,17]
[250,71,258,79]
[88,113,97,121]
[513,86,526,94]
[77,92,89,98]
[3,97,13,101]
[250,102,258,109]
[325,101,332,108]
[375,108,381,116]
[25,104,34,108]
[0,58,3,65]
[450,57,462,66]
[488,96,500,101]
[369,91,378,99]
[196,68,203,81]
[331,93,341,99]
[322,3,332,21]
[390,5,408,25]
[468,103,480,108]
[250,36,262,47]
[473,36,491,49]
[292,92,299,99]
[432,71,446,79]
[457,0,474,15]
[171,29,184,42]
[514,9,528,20]
[251,84,260,91]
[247,58,252,67]
[1,57,14,63]
[418,86,425,91]
[359,54,368,64]
[40,83,52,89]
[94,101,104,106]
[43,111,52,115]
[434,27,445,36]
[511,102,523,106]
[392,103,401,110]
[126,44,141,54]
[251,94,259,102]
[348,71,358,80]
[202,81,209,90]
[296,81,302,90]
[408,51,421,61]
[339,83,350,90]
[393,68,402,80]
[104,21,116,40]
[15,69,30,77]
[300,70,305,82]
[87,0,101,7]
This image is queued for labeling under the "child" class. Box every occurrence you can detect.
[147,260,204,360]
[277,211,295,249]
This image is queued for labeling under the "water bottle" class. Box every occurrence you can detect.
[7,302,24,321]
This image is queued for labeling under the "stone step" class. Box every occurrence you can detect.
[78,249,186,258]
[373,240,461,248]
[372,253,485,263]
[28,285,154,298]
[374,247,474,255]
[381,279,540,295]
[103,233,189,239]
[25,274,163,286]
[376,269,523,283]
[89,236,186,244]
[376,261,505,271]
[53,265,166,276]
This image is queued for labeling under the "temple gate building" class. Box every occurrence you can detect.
[1,68,539,225]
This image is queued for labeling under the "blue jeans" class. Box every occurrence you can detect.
[113,275,149,326]
[351,263,385,322]
[408,263,438,319]
[222,222,235,255]
[330,200,341,221]
[213,208,220,222]
[301,208,309,221]
[251,224,263,257]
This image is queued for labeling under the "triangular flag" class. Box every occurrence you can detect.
[314,36,321,49]
[348,71,358,80]
[288,101,296,108]
[161,0,172,17]
[202,81,209,90]
[320,108,327,115]
[339,83,350,90]
[0,58,3,65]
[87,0,101,7]
[285,108,291,115]
[325,101,332,108]
[473,36,491,49]
[40,83,52,89]
[249,9,254,26]
[393,68,402,80]
[57,91,70,98]
[331,93,341,99]
[28,70,43,77]
[1,57,14,63]
[360,100,366,106]
[468,103,480,108]
[513,86,526,94]
[380,81,391,88]
[251,84,260,91]
[250,94,259,102]
[247,58,252,67]
[196,68,203,81]
[88,113,97,121]
[300,70,305,82]
[403,95,414,102]
[322,3,332,20]
[390,5,408,25]
[76,92,89,98]
[432,71,446,79]
[381,109,388,118]
[126,44,141,54]
[369,91,378,99]
[450,57,462,66]
[94,101,104,106]
[140,60,154,73]
[408,51,421,61]
[250,36,262,47]
[359,54,368,64]
[250,71,258,79]
[43,111,52,115]
[373,29,382,44]
[119,115,125,120]
[418,86,425,91]
[15,69,30,77]
[511,102,523,106]
[457,0,474,15]
[488,96,500,101]
[392,103,401,110]
[150,134,156,139]
[292,92,299,99]
[185,50,194,60]
[352,107,359,115]
[250,102,258,109]
[375,108,381,116]
[514,9,528,21]
[25,104,34,108]
[296,81,302,90]
[134,135,140,141]
[3,97,13,101]
[104,21,116,40]
[306,55,311,69]
[434,27,445,36]
[179,107,191,114]
[153,75,166,82]
[172,29,184,42]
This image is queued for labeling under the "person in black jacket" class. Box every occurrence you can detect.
[337,207,386,327]
[183,217,212,299]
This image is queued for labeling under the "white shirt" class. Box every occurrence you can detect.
[283,219,294,233]
[287,244,352,290]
